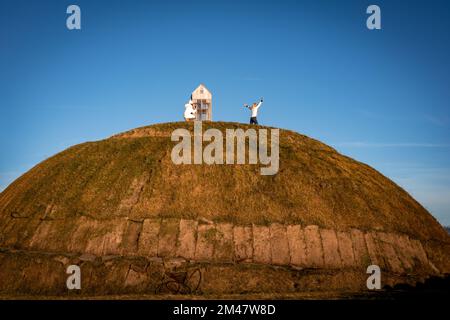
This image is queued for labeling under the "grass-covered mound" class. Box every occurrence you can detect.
[0,121,447,242]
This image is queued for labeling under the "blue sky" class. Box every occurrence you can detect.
[1,0,450,225]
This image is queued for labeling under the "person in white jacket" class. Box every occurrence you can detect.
[184,99,197,121]
[244,98,263,125]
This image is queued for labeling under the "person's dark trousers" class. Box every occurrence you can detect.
[250,117,258,125]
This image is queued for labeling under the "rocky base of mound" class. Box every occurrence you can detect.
[1,216,448,296]
[0,248,436,297]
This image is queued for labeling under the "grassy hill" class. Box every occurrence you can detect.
[0,121,447,242]
[1,121,450,298]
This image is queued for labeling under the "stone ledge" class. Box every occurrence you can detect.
[0,217,439,275]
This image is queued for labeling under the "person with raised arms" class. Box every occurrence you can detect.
[244,98,263,125]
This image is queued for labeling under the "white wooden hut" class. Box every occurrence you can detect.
[191,84,212,121]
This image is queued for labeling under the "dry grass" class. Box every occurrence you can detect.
[0,121,447,242]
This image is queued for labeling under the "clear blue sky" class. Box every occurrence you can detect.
[1,0,450,225]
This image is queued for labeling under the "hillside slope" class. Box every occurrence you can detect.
[1,121,449,297]
[0,122,447,241]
